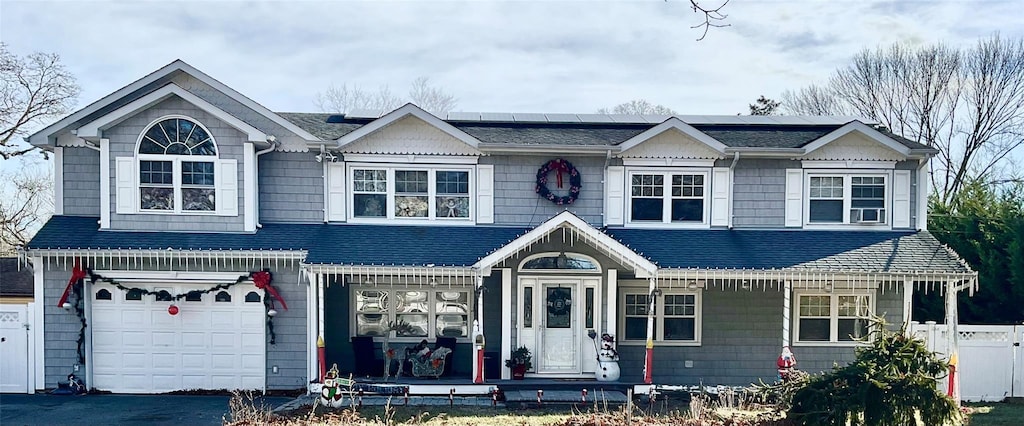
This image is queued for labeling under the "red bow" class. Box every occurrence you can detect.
[550,160,570,188]
[57,258,88,308]
[252,270,287,310]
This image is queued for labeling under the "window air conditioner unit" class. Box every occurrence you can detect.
[850,208,886,224]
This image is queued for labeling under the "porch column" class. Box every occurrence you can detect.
[473,275,484,383]
[945,279,960,403]
[500,268,512,380]
[902,278,914,334]
[606,269,617,340]
[305,270,318,386]
[317,273,325,382]
[644,277,656,384]
[782,281,792,347]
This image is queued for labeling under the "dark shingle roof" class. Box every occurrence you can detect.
[0,258,34,297]
[28,216,969,274]
[605,228,970,273]
[278,113,931,151]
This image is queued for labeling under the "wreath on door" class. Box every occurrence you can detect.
[546,288,572,316]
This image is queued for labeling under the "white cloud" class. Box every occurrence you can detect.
[2,0,1022,117]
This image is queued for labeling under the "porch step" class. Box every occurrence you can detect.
[502,389,628,406]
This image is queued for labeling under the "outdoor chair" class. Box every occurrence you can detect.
[435,336,457,377]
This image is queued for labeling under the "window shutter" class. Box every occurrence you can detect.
[892,170,911,228]
[115,157,135,214]
[477,164,494,224]
[217,159,238,216]
[604,166,625,226]
[327,163,346,221]
[710,167,730,227]
[785,169,803,227]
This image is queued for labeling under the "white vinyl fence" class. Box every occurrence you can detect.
[910,322,1024,402]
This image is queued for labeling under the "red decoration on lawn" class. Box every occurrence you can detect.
[168,305,179,316]
[56,258,88,308]
[252,270,287,310]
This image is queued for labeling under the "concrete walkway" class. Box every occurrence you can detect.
[0,394,292,426]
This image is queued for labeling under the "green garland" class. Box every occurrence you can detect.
[74,269,278,346]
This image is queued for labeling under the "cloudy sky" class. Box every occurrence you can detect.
[4,0,1023,119]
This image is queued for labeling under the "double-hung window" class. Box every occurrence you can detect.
[353,288,472,340]
[807,173,888,225]
[136,117,218,213]
[620,289,701,345]
[350,166,472,221]
[628,170,709,225]
[795,292,873,343]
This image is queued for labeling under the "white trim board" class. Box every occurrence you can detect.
[472,211,658,278]
[76,83,267,142]
[336,104,482,150]
[801,121,911,158]
[616,117,728,155]
[28,60,318,147]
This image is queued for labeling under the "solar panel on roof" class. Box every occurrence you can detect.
[607,114,647,123]
[347,109,384,119]
[641,114,670,124]
[446,112,480,121]
[544,113,581,123]
[511,113,548,122]
[480,112,515,122]
[575,114,615,123]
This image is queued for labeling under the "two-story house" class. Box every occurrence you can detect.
[21,60,975,394]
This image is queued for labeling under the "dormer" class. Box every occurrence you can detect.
[605,118,730,228]
[323,104,494,224]
[784,121,928,230]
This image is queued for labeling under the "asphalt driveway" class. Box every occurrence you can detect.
[0,393,294,426]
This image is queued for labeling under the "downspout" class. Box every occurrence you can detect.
[253,136,278,228]
[728,152,740,229]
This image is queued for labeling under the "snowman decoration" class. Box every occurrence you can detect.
[319,364,347,408]
[595,333,621,382]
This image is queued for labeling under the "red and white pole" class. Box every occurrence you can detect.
[317,336,326,382]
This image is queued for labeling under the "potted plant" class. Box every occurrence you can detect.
[505,346,532,380]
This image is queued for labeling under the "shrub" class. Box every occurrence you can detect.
[787,316,960,426]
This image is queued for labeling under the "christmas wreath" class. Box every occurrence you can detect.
[535,158,582,205]
[546,287,573,316]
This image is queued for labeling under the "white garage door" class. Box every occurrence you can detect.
[91,282,266,393]
[0,305,30,393]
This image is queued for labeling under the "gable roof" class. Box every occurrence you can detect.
[335,104,482,150]
[616,117,728,155]
[802,121,912,157]
[28,60,318,148]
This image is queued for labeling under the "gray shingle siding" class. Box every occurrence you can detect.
[106,96,246,232]
[62,147,100,216]
[617,286,905,385]
[258,152,324,223]
[732,159,799,228]
[482,155,604,227]
[43,261,81,387]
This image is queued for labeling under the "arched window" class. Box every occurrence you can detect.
[519,252,601,272]
[244,291,261,303]
[95,289,112,300]
[215,291,232,302]
[136,116,219,212]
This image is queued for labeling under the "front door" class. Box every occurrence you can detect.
[538,280,580,373]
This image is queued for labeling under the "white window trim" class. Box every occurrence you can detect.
[803,170,892,229]
[350,286,474,343]
[617,287,702,347]
[346,162,476,224]
[792,290,875,347]
[624,168,712,228]
[133,115,221,215]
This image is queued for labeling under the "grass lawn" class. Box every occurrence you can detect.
[965,402,1024,426]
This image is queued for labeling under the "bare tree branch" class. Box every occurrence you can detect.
[687,0,730,41]
[781,35,1024,205]
[315,76,457,116]
[598,99,678,115]
[0,159,52,254]
[1,43,80,159]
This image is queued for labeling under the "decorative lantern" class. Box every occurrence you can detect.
[267,309,278,317]
[168,305,179,316]
[61,302,72,310]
